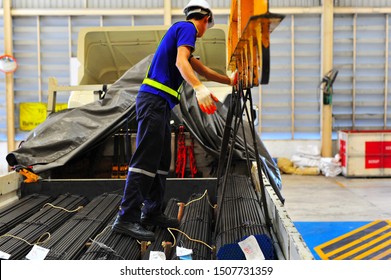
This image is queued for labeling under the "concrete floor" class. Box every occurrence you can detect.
[280,174,391,260]
[280,174,391,222]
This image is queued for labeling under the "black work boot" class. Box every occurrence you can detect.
[112,215,155,241]
[140,212,179,228]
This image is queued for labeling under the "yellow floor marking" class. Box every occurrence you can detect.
[334,180,347,188]
[316,220,382,250]
[353,238,391,260]
[325,225,390,258]
[370,247,391,260]
[335,231,391,260]
[314,220,391,260]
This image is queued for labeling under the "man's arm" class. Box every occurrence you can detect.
[176,46,217,114]
[176,45,236,87]
[176,45,237,114]
[175,46,203,87]
[189,56,232,85]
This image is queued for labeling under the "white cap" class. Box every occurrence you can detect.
[183,0,214,29]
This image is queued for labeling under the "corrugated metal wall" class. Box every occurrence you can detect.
[3,12,166,141]
[270,0,320,7]
[262,16,293,140]
[9,0,230,9]
[10,0,164,9]
[173,0,230,8]
[335,0,391,7]
[262,14,321,140]
[333,14,390,130]
[7,0,328,9]
[8,0,368,9]
[354,15,387,129]
[1,1,391,143]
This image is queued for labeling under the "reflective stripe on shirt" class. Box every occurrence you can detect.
[142,77,181,102]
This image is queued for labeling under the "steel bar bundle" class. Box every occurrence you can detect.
[0,193,88,260]
[0,194,53,236]
[80,215,140,260]
[171,193,213,260]
[42,193,121,260]
[215,174,269,252]
[142,198,180,260]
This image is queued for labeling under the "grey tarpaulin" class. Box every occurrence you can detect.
[6,54,282,191]
[174,83,283,191]
[6,55,152,173]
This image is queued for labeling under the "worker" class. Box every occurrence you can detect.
[112,0,237,241]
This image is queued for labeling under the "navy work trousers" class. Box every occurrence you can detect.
[118,92,172,222]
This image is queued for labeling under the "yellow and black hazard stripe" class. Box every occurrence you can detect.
[315,220,391,260]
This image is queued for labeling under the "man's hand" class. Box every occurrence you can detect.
[194,84,218,115]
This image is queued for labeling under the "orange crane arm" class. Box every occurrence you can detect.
[227,0,284,88]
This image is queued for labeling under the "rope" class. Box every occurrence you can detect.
[42,203,83,213]
[180,189,216,209]
[92,225,111,241]
[136,240,152,246]
[0,232,51,246]
[167,227,214,251]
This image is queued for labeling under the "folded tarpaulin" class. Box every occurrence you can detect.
[6,55,152,173]
[6,54,282,192]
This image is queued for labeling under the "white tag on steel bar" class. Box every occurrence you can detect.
[149,251,166,260]
[0,250,11,260]
[238,235,265,260]
[25,245,50,260]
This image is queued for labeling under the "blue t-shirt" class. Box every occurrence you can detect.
[140,21,197,109]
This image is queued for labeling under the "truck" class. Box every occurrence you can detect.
[0,2,314,261]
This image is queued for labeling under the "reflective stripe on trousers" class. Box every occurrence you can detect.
[119,92,171,222]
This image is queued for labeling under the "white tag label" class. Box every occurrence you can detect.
[0,250,11,260]
[25,245,50,260]
[176,246,193,257]
[149,251,166,260]
[238,235,265,260]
